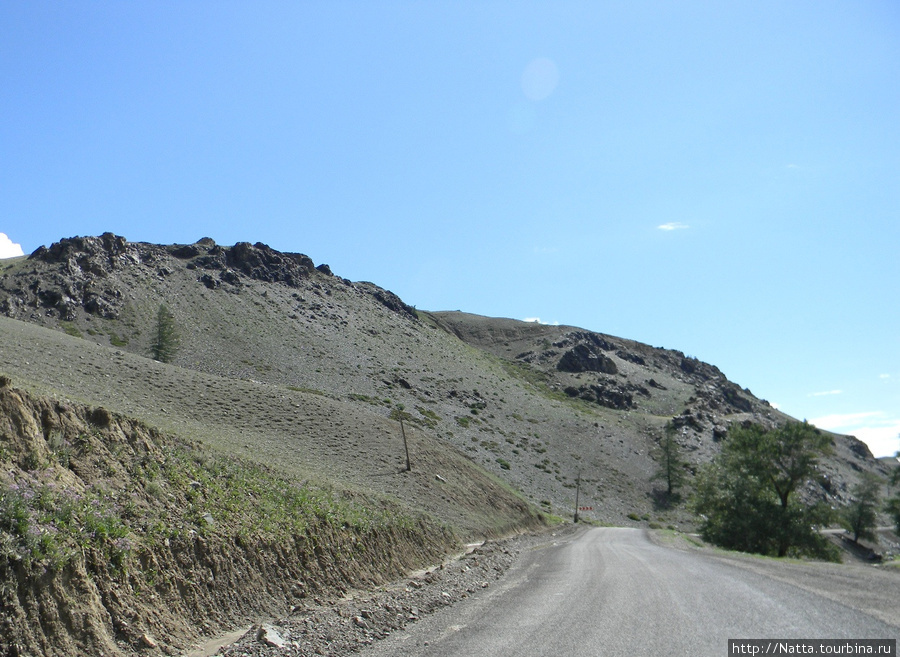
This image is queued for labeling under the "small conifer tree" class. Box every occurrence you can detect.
[150,304,179,363]
[651,421,688,500]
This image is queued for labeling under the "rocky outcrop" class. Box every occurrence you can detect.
[563,379,649,410]
[557,344,618,375]
[1,235,419,325]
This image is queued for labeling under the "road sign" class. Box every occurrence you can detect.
[578,506,593,511]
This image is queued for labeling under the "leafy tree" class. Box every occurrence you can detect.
[691,421,837,559]
[841,472,882,543]
[150,304,180,363]
[886,449,900,535]
[651,421,688,501]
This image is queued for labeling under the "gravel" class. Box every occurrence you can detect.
[207,528,571,657]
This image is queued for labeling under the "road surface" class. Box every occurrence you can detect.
[359,527,898,657]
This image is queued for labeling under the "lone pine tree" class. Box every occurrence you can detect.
[150,304,180,363]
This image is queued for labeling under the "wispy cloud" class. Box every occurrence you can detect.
[657,222,689,231]
[880,374,891,380]
[808,389,842,397]
[0,233,24,259]
[810,411,900,458]
[811,411,881,428]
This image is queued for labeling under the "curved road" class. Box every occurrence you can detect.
[361,527,898,657]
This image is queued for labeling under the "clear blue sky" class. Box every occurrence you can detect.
[2,2,898,456]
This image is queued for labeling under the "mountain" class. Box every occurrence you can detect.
[0,233,892,655]
[2,233,886,515]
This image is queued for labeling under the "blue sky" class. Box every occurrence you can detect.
[2,2,898,456]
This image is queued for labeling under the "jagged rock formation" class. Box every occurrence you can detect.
[2,234,415,325]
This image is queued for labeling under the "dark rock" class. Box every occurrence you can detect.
[195,254,226,270]
[220,269,242,285]
[720,383,753,413]
[171,244,202,259]
[557,344,617,375]
[224,242,315,287]
[617,350,645,365]
[848,438,873,460]
[84,293,119,318]
[562,382,634,410]
[199,274,220,290]
[316,264,333,276]
[361,286,417,321]
[672,410,703,431]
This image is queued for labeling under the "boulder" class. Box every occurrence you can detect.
[557,344,618,374]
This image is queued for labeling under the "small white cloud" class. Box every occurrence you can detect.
[0,233,25,259]
[808,389,842,397]
[786,163,800,169]
[522,317,559,325]
[657,222,689,231]
[879,374,891,380]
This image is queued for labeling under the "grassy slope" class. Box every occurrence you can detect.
[0,315,540,540]
[1,239,889,528]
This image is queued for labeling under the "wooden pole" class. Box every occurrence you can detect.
[574,470,581,523]
[400,415,411,472]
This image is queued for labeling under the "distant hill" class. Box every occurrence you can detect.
[1,233,888,524]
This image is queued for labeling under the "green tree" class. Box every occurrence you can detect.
[651,421,688,501]
[885,448,900,534]
[150,304,180,363]
[841,472,882,543]
[691,421,837,559]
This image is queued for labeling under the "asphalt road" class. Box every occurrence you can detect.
[359,527,898,657]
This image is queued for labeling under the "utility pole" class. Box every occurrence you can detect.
[399,411,411,472]
[573,470,581,523]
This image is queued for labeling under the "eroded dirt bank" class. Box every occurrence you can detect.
[0,381,463,656]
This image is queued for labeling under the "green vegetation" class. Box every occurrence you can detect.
[840,472,883,543]
[885,453,900,535]
[0,437,417,573]
[108,331,128,347]
[150,304,180,363]
[59,321,83,338]
[691,421,838,560]
[651,421,688,503]
[0,478,130,570]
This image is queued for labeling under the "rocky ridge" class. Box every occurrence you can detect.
[0,234,888,523]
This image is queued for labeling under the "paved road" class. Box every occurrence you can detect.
[360,527,898,657]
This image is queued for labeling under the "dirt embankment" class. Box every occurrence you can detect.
[0,380,458,657]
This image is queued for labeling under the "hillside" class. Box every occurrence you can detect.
[0,233,894,655]
[1,234,887,520]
